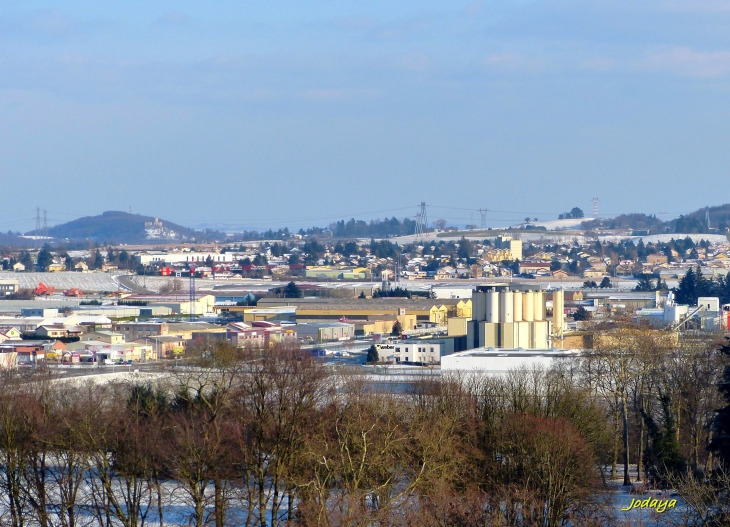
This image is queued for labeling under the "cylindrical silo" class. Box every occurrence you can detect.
[513,292,523,322]
[523,291,534,321]
[486,291,499,323]
[471,292,480,321]
[500,291,514,323]
[534,291,545,321]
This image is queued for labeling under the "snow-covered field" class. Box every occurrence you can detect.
[0,271,119,291]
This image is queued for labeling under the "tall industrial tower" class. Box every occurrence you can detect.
[189,265,196,321]
[591,198,599,218]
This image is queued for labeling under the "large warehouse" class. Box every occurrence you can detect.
[441,347,581,375]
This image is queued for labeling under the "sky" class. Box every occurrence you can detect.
[2,0,730,233]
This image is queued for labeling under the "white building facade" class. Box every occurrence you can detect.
[377,341,441,364]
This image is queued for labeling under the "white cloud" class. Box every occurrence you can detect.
[643,47,730,77]
[302,88,379,100]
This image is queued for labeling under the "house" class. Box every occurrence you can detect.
[434,267,456,280]
[36,325,84,339]
[132,336,187,358]
[47,261,66,272]
[551,269,570,278]
[646,254,669,265]
[74,261,89,272]
[0,326,22,342]
[518,261,551,275]
[12,262,25,272]
[81,331,125,345]
[582,268,605,278]
[226,321,297,348]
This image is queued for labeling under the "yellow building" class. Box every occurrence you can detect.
[256,297,470,328]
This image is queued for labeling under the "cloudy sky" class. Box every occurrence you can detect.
[1,0,730,232]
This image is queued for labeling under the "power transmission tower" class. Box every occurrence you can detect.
[42,209,48,239]
[35,207,41,249]
[591,198,599,218]
[478,208,488,229]
[414,202,427,241]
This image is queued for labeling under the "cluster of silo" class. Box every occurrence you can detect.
[470,287,562,349]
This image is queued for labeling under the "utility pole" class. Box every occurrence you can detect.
[189,265,196,321]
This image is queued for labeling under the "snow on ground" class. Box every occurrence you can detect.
[0,271,119,291]
[510,218,595,230]
[52,370,170,385]
[599,233,728,245]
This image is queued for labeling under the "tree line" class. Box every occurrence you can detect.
[0,331,727,526]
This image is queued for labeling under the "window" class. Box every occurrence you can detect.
[395,347,400,352]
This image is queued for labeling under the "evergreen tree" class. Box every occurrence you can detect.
[675,267,697,304]
[283,281,303,298]
[36,244,53,271]
[642,394,686,487]
[391,321,403,336]
[635,274,656,292]
[93,250,104,269]
[599,277,612,288]
[572,307,591,321]
[711,338,730,465]
[19,251,33,270]
[366,344,379,364]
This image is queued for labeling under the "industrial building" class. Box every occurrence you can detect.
[135,251,236,266]
[466,285,564,349]
[376,341,441,364]
[257,297,471,325]
[441,347,581,375]
[296,322,355,343]
[0,279,20,296]
[226,321,297,348]
[636,293,722,331]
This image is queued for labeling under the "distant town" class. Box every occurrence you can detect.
[0,204,729,525]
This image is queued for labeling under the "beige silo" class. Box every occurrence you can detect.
[486,291,499,323]
[534,291,545,321]
[500,291,514,323]
[553,289,565,338]
[513,292,523,322]
[522,291,534,321]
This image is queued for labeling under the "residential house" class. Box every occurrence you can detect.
[36,325,83,339]
[47,260,66,272]
[0,326,22,342]
[518,261,551,275]
[646,254,669,265]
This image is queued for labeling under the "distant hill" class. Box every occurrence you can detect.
[581,213,664,231]
[668,204,730,234]
[37,211,218,244]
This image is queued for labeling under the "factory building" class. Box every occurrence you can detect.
[466,285,564,349]
[442,347,581,376]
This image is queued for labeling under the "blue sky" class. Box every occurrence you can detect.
[2,0,730,232]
